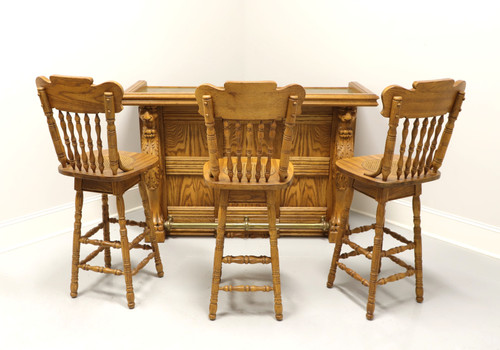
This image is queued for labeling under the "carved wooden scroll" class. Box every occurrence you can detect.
[329,107,356,242]
[139,106,165,242]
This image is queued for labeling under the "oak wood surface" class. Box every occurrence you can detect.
[326,78,466,320]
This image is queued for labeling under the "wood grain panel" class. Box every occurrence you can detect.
[167,206,214,222]
[290,156,330,176]
[279,207,327,223]
[281,176,328,207]
[165,156,207,175]
[166,175,213,206]
[164,156,329,177]
[226,206,270,223]
[163,115,208,156]
[292,115,333,157]
[228,190,266,204]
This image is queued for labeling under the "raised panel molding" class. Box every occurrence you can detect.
[165,156,330,177]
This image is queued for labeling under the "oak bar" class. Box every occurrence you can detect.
[123,82,378,242]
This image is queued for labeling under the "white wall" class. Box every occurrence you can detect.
[237,0,500,255]
[1,0,498,254]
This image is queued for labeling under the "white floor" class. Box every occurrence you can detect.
[1,212,499,350]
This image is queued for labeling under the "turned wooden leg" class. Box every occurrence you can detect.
[327,177,354,288]
[139,178,164,278]
[102,194,112,268]
[70,190,83,298]
[413,186,424,303]
[209,190,229,320]
[116,194,135,309]
[267,190,283,321]
[366,199,386,320]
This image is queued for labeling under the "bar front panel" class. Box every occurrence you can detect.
[161,104,335,237]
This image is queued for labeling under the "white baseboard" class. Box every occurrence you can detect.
[0,188,143,253]
[351,198,500,259]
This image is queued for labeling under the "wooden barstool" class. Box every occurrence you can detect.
[326,79,466,320]
[195,81,305,320]
[36,75,164,309]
